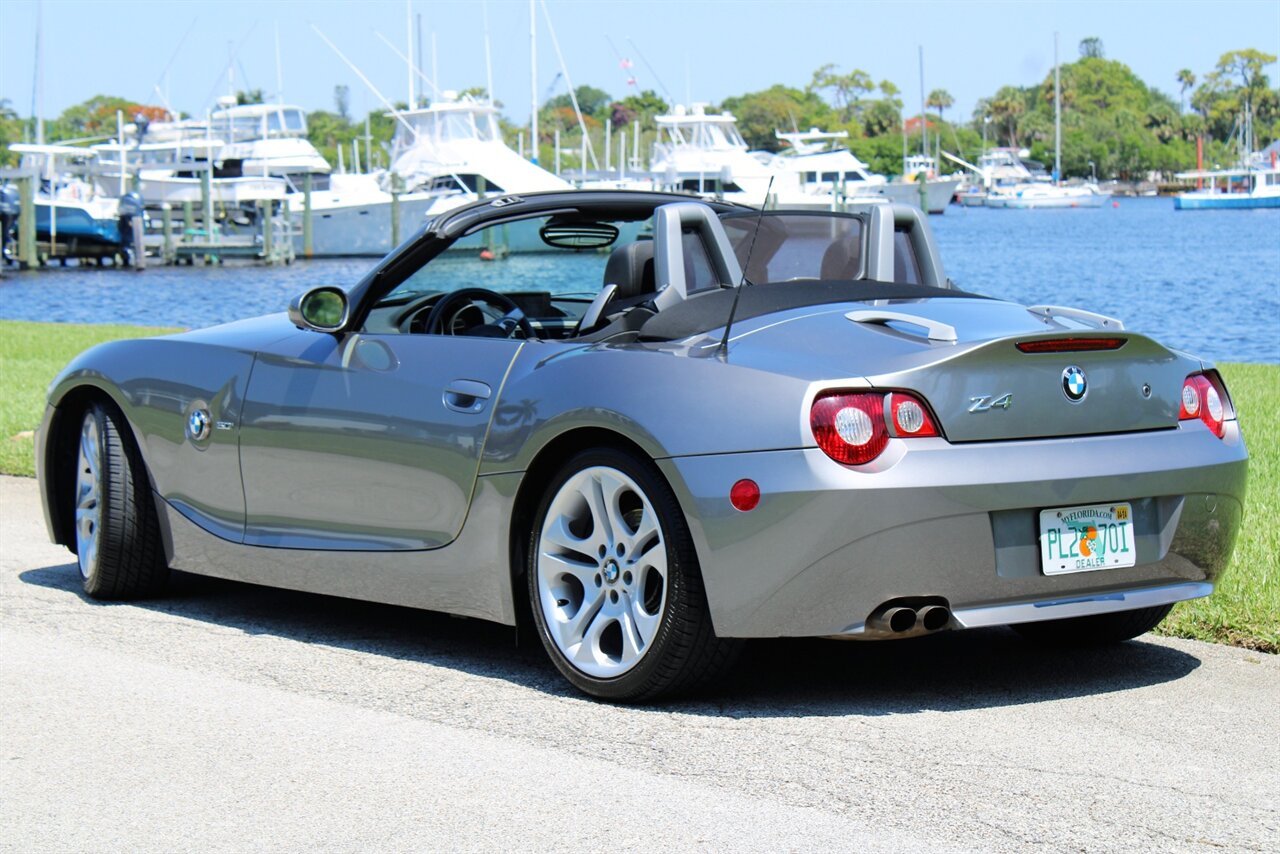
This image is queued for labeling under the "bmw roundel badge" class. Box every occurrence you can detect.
[1062,366,1088,402]
[187,407,212,441]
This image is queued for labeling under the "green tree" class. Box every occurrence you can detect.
[334,85,350,121]
[611,89,669,130]
[544,84,612,118]
[50,95,139,138]
[808,64,874,122]
[721,85,833,150]
[1176,69,1195,114]
[0,99,26,166]
[926,88,954,123]
[1079,37,1105,59]
[988,86,1027,147]
[235,88,265,106]
[861,98,901,138]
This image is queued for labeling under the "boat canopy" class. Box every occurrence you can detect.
[210,105,309,142]
[655,105,748,150]
[391,98,501,147]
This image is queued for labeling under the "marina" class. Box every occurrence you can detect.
[0,1,1276,361]
[1,196,1275,363]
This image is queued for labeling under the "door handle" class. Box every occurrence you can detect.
[443,379,492,414]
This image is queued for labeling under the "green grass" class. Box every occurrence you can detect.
[1,320,1276,652]
[1155,363,1280,654]
[0,320,180,477]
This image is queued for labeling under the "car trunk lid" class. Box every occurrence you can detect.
[722,297,1192,442]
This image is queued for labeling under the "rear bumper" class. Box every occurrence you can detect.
[659,419,1247,638]
[947,581,1212,631]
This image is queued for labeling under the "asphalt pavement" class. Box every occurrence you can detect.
[1,474,1276,852]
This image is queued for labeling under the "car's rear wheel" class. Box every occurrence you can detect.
[528,448,738,702]
[73,402,168,599]
[1011,604,1174,646]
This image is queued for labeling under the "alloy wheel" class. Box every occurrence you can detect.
[535,466,668,679]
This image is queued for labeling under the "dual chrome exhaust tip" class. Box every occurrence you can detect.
[865,601,952,637]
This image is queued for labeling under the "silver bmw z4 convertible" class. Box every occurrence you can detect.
[36,190,1248,701]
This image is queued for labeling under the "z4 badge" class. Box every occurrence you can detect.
[968,393,1013,413]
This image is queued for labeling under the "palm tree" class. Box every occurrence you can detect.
[1176,69,1196,115]
[989,86,1026,148]
[926,89,954,125]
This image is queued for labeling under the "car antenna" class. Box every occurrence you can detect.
[718,175,774,362]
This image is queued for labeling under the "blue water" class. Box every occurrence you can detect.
[1,197,1277,362]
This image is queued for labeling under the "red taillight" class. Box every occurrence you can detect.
[886,392,940,438]
[810,390,938,465]
[1015,337,1127,353]
[1179,372,1231,438]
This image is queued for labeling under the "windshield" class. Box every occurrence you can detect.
[364,212,653,337]
[721,211,865,283]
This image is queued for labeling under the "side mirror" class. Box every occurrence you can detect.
[289,286,349,332]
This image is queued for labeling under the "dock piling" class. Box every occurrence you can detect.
[303,172,313,258]
[17,175,36,270]
[161,204,174,263]
[390,172,403,247]
[131,215,145,270]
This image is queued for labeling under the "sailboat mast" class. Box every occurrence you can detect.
[416,13,424,106]
[530,0,538,163]
[275,22,284,105]
[1054,32,1061,183]
[406,0,415,111]
[33,0,44,144]
[918,46,926,158]
[482,0,494,105]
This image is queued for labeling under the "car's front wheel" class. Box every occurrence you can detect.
[1011,604,1174,646]
[528,448,738,702]
[73,402,169,599]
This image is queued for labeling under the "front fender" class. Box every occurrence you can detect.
[40,336,257,544]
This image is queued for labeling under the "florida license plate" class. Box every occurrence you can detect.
[1038,502,1136,575]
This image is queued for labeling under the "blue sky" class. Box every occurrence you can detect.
[2,0,1277,130]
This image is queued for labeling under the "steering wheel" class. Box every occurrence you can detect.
[420,288,538,339]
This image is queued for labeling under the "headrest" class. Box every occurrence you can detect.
[603,241,655,300]
[820,240,859,280]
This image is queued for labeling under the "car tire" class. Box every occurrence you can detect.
[528,447,739,702]
[1011,604,1174,646]
[72,402,169,599]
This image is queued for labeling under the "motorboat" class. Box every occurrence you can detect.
[299,93,571,256]
[770,129,910,209]
[1174,143,1280,210]
[894,153,963,213]
[650,104,786,203]
[209,103,332,180]
[985,181,1112,209]
[8,144,130,259]
[648,107,886,212]
[90,139,288,208]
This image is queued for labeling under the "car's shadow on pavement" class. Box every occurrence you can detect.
[20,562,1202,716]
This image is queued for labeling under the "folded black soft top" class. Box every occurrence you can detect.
[637,279,988,341]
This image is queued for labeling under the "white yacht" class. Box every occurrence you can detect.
[894,153,963,213]
[301,93,571,256]
[90,139,287,208]
[770,129,894,207]
[986,181,1111,209]
[770,130,960,213]
[649,104,787,203]
[949,148,1036,206]
[209,103,331,179]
